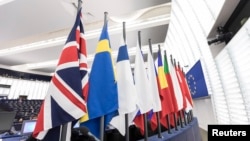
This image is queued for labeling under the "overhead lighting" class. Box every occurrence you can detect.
[11,43,162,71]
[0,37,66,56]
[0,15,169,56]
[0,0,14,6]
[4,12,168,76]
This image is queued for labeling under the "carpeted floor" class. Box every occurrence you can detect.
[200,128,208,141]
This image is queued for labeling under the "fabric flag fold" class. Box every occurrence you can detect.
[182,70,194,112]
[110,37,138,136]
[146,47,163,131]
[151,49,175,130]
[146,47,162,113]
[133,42,153,135]
[175,66,187,110]
[176,66,193,112]
[169,58,183,111]
[79,19,119,139]
[32,8,88,141]
[186,59,209,99]
[162,51,178,126]
[133,42,153,114]
[163,52,177,113]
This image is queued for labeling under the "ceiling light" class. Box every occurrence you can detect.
[0,0,14,6]
[0,37,66,56]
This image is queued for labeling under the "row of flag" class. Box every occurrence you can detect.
[32,8,195,141]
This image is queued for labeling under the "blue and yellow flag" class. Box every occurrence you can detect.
[80,20,118,139]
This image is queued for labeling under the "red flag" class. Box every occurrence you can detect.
[183,71,194,108]
[177,67,194,110]
[133,113,145,135]
[163,52,179,126]
[175,65,187,110]
[151,49,174,130]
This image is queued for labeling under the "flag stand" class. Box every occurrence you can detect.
[173,112,178,131]
[100,116,105,141]
[125,114,129,141]
[190,110,194,121]
[182,110,187,126]
[143,113,149,141]
[156,112,163,138]
[60,123,69,141]
[166,114,172,134]
[187,111,191,123]
[178,111,184,128]
[187,111,192,123]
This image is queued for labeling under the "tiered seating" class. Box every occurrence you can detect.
[0,99,42,122]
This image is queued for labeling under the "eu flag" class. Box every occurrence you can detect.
[186,60,209,99]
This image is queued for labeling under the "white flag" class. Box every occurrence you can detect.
[146,48,162,112]
[110,38,138,136]
[134,41,153,114]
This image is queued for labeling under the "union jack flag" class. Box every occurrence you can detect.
[32,8,89,140]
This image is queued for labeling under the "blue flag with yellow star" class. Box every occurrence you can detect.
[186,60,209,99]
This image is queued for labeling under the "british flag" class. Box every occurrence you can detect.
[32,8,89,141]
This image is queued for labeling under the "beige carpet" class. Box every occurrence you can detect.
[199,128,208,141]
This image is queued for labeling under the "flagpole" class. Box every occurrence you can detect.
[77,0,82,12]
[123,21,130,141]
[138,31,148,141]
[178,111,184,128]
[181,68,192,125]
[98,11,109,141]
[182,109,187,125]
[166,114,172,134]
[148,39,153,54]
[170,55,179,131]
[138,31,142,49]
[60,1,83,141]
[173,111,178,131]
[163,50,172,134]
[190,110,194,121]
[60,124,68,141]
[123,22,126,41]
[173,59,184,129]
[179,66,188,127]
[187,63,194,123]
[100,116,105,141]
[172,58,181,130]
[150,41,162,139]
